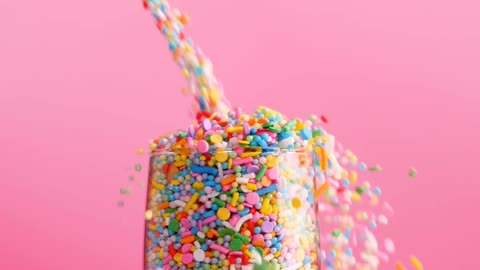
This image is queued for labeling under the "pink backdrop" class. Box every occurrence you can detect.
[1,0,479,269]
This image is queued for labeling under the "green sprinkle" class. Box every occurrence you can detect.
[139,183,145,189]
[256,165,267,181]
[234,232,250,243]
[120,188,130,195]
[230,238,243,251]
[368,165,382,172]
[134,164,142,172]
[262,123,274,129]
[267,126,281,133]
[165,208,176,213]
[128,175,134,181]
[219,228,235,237]
[213,198,226,207]
[332,230,341,237]
[355,187,364,195]
[409,167,417,177]
[168,219,180,232]
[284,120,296,131]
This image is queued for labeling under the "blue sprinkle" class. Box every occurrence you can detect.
[299,128,312,140]
[256,184,278,196]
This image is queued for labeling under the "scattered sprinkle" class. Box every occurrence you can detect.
[120,188,131,195]
[134,164,142,172]
[368,164,383,172]
[409,167,417,178]
[410,256,424,270]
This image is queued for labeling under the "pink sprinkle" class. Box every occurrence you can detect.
[204,215,217,224]
[182,253,194,264]
[210,244,229,254]
[222,184,232,192]
[229,214,240,226]
[266,168,279,180]
[226,204,238,213]
[181,244,193,253]
[384,238,395,253]
[232,157,253,166]
[181,232,192,238]
[229,251,243,256]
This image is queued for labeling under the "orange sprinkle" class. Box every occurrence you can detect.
[157,202,170,210]
[220,175,236,186]
[395,262,406,270]
[180,235,195,244]
[314,183,329,199]
[205,251,214,258]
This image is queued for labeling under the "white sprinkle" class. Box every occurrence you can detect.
[236,177,249,184]
[234,213,253,232]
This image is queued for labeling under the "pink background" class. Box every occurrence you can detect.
[1,0,479,269]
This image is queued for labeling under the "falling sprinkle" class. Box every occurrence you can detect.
[139,183,145,189]
[117,201,124,207]
[120,188,131,195]
[395,262,406,270]
[368,164,383,172]
[128,175,135,181]
[409,167,417,178]
[134,164,142,172]
[410,256,424,270]
[137,148,145,155]
[384,238,395,253]
[320,115,328,124]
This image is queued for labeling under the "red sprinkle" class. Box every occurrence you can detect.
[321,115,328,124]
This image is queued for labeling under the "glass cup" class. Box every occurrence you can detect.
[144,147,321,270]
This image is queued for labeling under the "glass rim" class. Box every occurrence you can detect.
[149,145,310,156]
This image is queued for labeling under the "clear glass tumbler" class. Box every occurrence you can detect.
[144,147,321,270]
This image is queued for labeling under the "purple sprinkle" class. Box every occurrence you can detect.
[243,123,250,135]
[261,221,274,233]
[202,119,212,131]
[247,165,259,173]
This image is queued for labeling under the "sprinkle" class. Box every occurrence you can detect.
[410,256,423,270]
[409,167,417,177]
[120,188,130,195]
[368,164,382,172]
[134,164,142,172]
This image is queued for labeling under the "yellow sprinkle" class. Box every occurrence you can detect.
[185,193,200,211]
[351,192,361,202]
[240,151,261,158]
[145,210,153,220]
[261,198,271,214]
[182,68,190,78]
[199,155,206,161]
[246,183,257,191]
[291,197,302,209]
[136,148,144,155]
[174,253,183,263]
[349,171,358,184]
[238,140,250,145]
[148,224,157,231]
[210,134,223,144]
[215,151,229,162]
[192,182,204,191]
[395,262,406,270]
[231,192,239,207]
[151,179,165,190]
[171,180,180,186]
[228,158,232,169]
[209,113,217,120]
[226,126,243,133]
[149,143,157,151]
[174,161,185,167]
[266,156,278,167]
[410,256,423,270]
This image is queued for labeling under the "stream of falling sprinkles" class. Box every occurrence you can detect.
[116,0,423,269]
